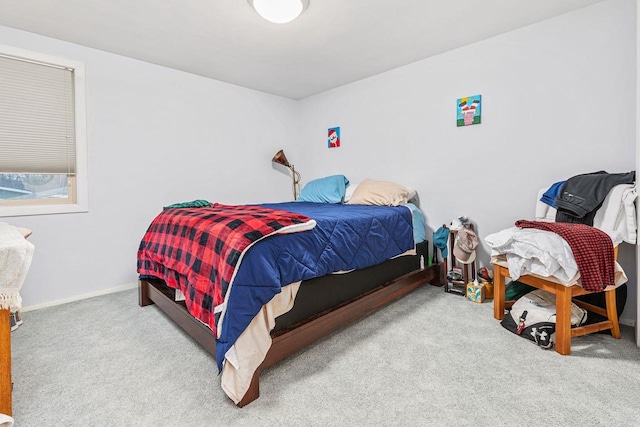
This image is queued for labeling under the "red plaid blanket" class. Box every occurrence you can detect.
[137,203,315,335]
[515,220,615,292]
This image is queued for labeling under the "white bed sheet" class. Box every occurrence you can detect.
[221,281,301,404]
[485,227,578,283]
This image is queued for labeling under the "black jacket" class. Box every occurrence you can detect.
[555,170,635,225]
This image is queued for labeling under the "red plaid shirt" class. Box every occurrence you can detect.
[515,220,615,292]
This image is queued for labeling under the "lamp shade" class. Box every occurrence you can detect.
[248,0,310,24]
[271,149,301,200]
[272,149,291,167]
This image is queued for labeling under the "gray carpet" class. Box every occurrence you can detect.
[10,284,640,426]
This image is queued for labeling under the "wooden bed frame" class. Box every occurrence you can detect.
[139,262,442,407]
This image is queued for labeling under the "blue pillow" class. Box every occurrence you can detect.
[297,175,349,203]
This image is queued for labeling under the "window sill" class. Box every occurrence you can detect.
[0,202,88,217]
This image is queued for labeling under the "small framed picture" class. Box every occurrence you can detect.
[328,127,340,148]
[457,95,481,127]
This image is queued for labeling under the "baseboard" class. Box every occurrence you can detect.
[620,316,635,327]
[21,282,138,312]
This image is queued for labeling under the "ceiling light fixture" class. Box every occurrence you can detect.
[248,0,310,24]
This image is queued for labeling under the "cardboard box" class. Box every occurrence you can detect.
[466,282,485,303]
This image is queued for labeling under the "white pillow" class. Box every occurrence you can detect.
[344,182,360,203]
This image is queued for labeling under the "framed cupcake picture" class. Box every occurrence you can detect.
[457,95,481,127]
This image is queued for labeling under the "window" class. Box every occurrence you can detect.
[0,45,87,217]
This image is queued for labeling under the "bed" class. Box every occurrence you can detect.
[137,188,442,406]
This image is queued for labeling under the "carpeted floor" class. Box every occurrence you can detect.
[9,284,640,426]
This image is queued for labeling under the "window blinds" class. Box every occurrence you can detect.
[0,54,76,174]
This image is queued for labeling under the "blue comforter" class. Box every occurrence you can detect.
[216,202,416,368]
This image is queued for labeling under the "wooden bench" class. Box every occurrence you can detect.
[1,226,32,416]
[492,247,621,355]
[0,309,11,416]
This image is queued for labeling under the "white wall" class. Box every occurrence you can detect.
[297,0,638,324]
[636,0,640,345]
[1,0,637,325]
[0,25,299,308]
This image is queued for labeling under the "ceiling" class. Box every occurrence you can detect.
[0,0,604,100]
